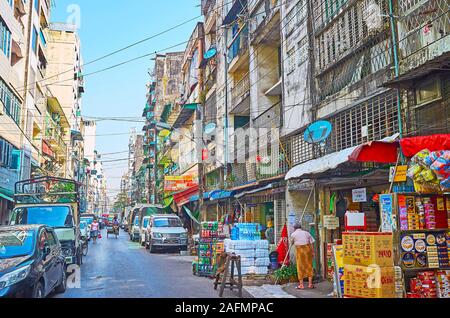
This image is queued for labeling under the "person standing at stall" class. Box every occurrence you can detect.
[290,223,315,289]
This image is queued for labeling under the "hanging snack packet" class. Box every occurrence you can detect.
[411,149,431,167]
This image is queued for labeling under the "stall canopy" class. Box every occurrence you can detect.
[286,146,358,180]
[235,184,273,199]
[210,190,236,201]
[400,134,450,157]
[286,135,400,181]
[173,185,199,206]
[349,141,398,163]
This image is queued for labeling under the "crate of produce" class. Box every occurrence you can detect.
[342,232,394,267]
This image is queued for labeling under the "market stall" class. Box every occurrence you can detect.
[378,139,450,298]
[194,221,225,277]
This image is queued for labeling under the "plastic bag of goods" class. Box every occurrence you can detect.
[254,240,269,249]
[240,257,255,267]
[255,249,269,258]
[424,151,444,166]
[430,155,450,180]
[234,240,256,250]
[254,266,269,275]
[255,257,270,267]
[224,239,236,251]
[234,266,256,276]
[407,164,423,179]
[235,249,256,258]
[411,149,431,166]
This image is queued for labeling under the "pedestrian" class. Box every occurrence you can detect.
[290,223,315,290]
[91,218,100,243]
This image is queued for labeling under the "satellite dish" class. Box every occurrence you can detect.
[204,123,217,136]
[304,121,332,144]
[203,47,217,60]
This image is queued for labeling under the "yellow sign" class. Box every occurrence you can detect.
[389,165,408,182]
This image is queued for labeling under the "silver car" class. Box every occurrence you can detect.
[144,215,188,253]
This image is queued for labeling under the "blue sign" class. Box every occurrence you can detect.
[304,121,332,144]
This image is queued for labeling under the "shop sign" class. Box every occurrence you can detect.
[389,165,408,182]
[352,188,367,203]
[288,180,314,191]
[323,215,340,229]
[164,175,197,192]
[380,194,396,232]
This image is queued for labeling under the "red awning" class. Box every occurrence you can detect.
[400,134,450,157]
[349,141,399,164]
[173,185,199,207]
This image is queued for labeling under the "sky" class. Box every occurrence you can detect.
[51,0,201,200]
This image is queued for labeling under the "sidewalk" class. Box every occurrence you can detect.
[243,280,334,299]
[282,280,334,298]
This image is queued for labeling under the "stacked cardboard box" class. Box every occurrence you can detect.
[342,232,395,298]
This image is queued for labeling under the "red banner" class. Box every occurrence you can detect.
[276,225,290,265]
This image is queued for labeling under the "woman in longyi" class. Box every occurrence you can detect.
[290,223,315,289]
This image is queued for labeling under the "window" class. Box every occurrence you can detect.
[296,0,307,24]
[287,48,296,74]
[285,7,297,36]
[0,18,12,58]
[31,27,38,54]
[0,139,13,168]
[297,36,308,66]
[0,78,21,125]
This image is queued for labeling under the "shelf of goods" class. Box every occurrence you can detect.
[197,222,224,277]
[384,193,450,298]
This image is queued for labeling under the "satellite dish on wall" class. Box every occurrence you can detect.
[203,47,217,60]
[204,123,217,136]
[304,121,332,144]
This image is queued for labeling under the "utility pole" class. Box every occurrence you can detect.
[197,103,204,211]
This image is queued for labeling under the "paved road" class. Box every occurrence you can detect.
[56,229,247,298]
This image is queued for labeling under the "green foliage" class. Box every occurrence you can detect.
[273,265,297,281]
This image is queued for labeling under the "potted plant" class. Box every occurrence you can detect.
[272,265,298,285]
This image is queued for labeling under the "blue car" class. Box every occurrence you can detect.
[0,225,67,298]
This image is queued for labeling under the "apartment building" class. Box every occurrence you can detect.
[46,22,84,178]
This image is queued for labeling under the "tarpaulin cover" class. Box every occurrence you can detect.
[349,141,398,163]
[400,134,450,157]
[183,206,201,225]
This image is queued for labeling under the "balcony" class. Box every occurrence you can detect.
[43,117,67,158]
[249,0,280,45]
[230,74,250,114]
[227,24,249,70]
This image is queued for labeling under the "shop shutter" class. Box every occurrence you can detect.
[274,199,286,244]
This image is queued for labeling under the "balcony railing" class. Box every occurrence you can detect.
[231,74,250,111]
[44,117,67,156]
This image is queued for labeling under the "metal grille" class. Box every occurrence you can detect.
[397,0,450,67]
[286,133,314,167]
[274,199,286,244]
[327,89,399,153]
[204,92,217,124]
[317,38,392,100]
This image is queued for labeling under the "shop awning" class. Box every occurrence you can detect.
[0,192,14,202]
[286,146,358,181]
[189,190,218,202]
[235,184,273,199]
[210,190,236,201]
[348,141,399,164]
[183,206,201,225]
[400,134,450,157]
[173,185,199,206]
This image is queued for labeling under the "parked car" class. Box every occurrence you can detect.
[144,214,188,253]
[0,225,67,298]
[130,216,140,242]
[121,218,128,231]
[139,216,151,246]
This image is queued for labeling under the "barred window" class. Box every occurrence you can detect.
[297,36,308,66]
[0,78,21,125]
[287,48,296,74]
